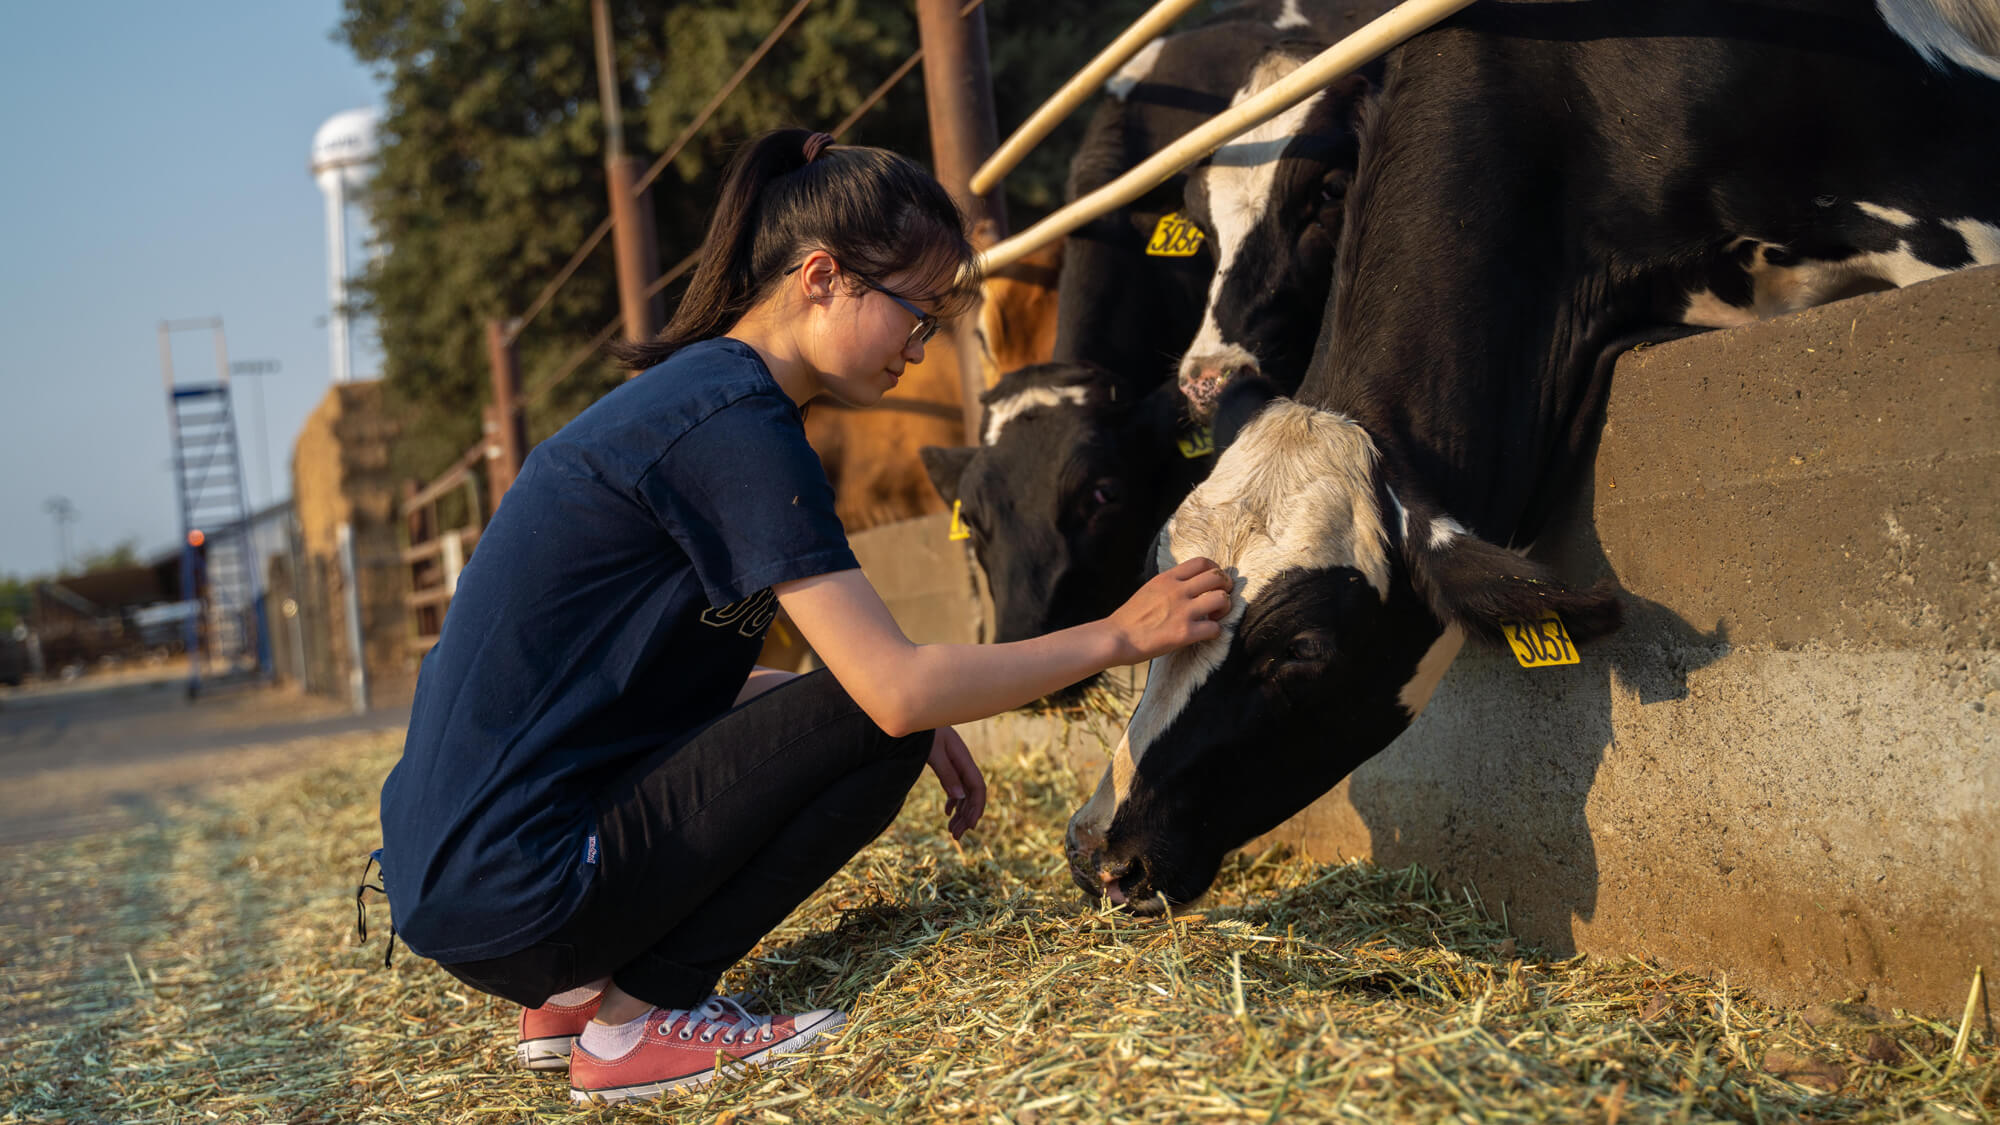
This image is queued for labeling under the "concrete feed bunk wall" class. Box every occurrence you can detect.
[916,265,1997,1020]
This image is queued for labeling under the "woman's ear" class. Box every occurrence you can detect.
[795,249,839,302]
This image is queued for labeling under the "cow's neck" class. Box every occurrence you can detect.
[1295,27,1655,544]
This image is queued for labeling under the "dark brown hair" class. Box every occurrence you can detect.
[613,128,983,370]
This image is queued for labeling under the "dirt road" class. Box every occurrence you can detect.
[0,667,411,846]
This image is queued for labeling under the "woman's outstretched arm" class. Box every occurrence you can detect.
[773,557,1232,737]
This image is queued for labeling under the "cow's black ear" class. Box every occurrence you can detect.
[1212,373,1285,454]
[1404,522,1623,647]
[919,445,976,505]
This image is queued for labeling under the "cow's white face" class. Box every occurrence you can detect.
[1064,397,1624,910]
[1064,400,1451,907]
[1179,53,1366,420]
[1115,401,1394,777]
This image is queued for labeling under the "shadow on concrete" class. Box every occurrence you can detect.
[1344,459,1728,954]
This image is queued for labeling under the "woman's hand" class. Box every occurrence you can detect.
[1106,556,1234,665]
[926,726,986,840]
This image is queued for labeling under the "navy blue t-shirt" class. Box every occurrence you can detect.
[380,338,858,963]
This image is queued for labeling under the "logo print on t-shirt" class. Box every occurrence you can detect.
[700,588,778,638]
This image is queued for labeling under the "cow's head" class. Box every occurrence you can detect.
[1178,49,1373,419]
[1064,383,1622,909]
[921,364,1206,655]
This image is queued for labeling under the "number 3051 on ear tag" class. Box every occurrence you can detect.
[1500,611,1579,668]
[948,499,971,541]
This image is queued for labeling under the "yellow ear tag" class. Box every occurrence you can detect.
[1500,611,1580,668]
[1176,427,1214,459]
[948,499,971,541]
[1146,212,1206,257]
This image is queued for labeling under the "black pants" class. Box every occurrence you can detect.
[440,670,932,1010]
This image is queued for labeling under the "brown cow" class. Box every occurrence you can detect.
[977,239,1064,386]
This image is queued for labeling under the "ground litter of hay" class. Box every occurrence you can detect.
[2,730,1992,1124]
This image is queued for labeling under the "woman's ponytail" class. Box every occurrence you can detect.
[611,127,981,373]
[610,129,819,370]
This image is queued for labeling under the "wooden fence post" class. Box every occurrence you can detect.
[594,0,663,343]
[484,318,527,506]
[915,0,1008,446]
[608,156,662,342]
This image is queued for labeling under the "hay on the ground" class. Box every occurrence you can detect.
[1,731,1991,1123]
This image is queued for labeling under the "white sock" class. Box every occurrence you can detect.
[547,980,607,1007]
[579,1009,658,1059]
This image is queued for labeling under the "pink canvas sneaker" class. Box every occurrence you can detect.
[568,995,845,1104]
[517,991,602,1071]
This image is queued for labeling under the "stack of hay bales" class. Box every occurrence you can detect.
[291,382,405,699]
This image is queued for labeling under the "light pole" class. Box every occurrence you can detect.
[43,496,77,574]
[229,359,281,511]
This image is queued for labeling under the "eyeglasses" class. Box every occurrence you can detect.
[855,276,942,350]
[784,262,942,350]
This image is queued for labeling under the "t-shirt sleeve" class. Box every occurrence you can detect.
[635,391,858,606]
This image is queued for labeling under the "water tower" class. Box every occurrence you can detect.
[310,107,381,385]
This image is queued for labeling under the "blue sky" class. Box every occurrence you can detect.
[0,2,385,577]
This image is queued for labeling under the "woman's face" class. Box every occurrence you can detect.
[806,261,942,408]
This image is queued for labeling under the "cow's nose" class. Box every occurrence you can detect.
[1179,357,1258,422]
[1067,844,1138,905]
[1095,857,1135,905]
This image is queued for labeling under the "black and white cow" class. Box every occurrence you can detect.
[1066,0,2000,909]
[924,7,1387,660]
[1178,51,1375,419]
[922,364,1212,648]
[1049,7,1295,386]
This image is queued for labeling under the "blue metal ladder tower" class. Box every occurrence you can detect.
[159,317,270,696]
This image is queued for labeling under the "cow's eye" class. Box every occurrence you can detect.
[1091,480,1123,507]
[1284,634,1331,664]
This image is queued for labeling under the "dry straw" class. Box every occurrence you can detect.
[1,729,1992,1123]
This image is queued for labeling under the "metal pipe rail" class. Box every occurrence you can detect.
[968,0,1207,197]
[402,443,487,512]
[973,0,1480,274]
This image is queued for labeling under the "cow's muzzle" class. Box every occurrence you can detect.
[1178,356,1260,423]
[1065,820,1170,913]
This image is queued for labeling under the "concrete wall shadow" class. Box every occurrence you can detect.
[1250,269,2000,1015]
[1339,458,1727,954]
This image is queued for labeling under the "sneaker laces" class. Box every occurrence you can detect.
[669,994,776,1046]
